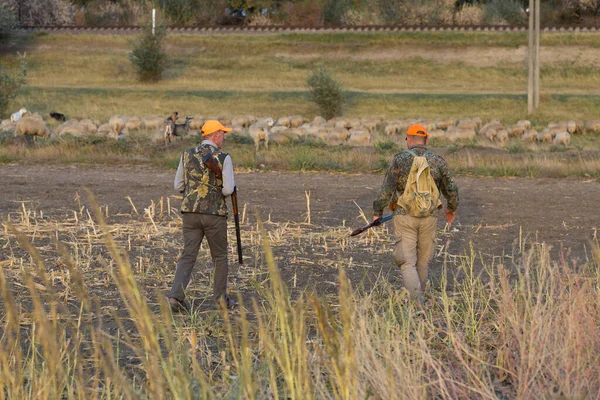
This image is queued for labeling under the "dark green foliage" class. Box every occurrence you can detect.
[484,0,527,25]
[0,4,19,45]
[374,140,399,153]
[129,24,167,82]
[306,66,345,120]
[0,55,27,118]
[154,0,229,25]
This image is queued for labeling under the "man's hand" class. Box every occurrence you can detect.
[444,209,456,224]
[372,216,381,223]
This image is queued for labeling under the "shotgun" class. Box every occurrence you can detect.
[349,214,393,237]
[231,186,243,265]
[202,152,243,264]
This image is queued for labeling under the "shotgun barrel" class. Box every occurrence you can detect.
[231,187,243,264]
[349,214,393,237]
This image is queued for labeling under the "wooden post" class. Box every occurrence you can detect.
[152,9,156,36]
[534,0,541,110]
[527,0,535,115]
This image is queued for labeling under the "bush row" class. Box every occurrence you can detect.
[4,0,600,28]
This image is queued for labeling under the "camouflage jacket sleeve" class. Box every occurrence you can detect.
[437,157,459,212]
[373,156,403,217]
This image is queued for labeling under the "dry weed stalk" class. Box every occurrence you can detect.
[0,199,599,399]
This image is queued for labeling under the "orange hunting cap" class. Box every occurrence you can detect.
[202,120,232,136]
[407,123,428,137]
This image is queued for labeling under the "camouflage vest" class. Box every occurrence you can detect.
[181,144,229,217]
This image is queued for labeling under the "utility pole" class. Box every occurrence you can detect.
[528,0,541,114]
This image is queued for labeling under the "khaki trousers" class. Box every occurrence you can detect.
[168,212,229,302]
[392,214,438,302]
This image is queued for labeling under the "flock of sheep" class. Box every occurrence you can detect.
[2,109,600,149]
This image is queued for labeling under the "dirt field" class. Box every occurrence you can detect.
[2,163,599,291]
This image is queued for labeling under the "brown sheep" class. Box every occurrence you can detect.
[15,117,50,138]
[521,129,538,143]
[288,115,304,128]
[585,120,600,133]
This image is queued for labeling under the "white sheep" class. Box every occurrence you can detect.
[326,127,350,145]
[310,116,326,126]
[384,123,400,136]
[507,124,526,138]
[495,130,509,145]
[142,116,166,131]
[517,120,531,130]
[78,119,98,133]
[232,115,256,129]
[479,120,503,137]
[188,116,205,131]
[270,125,288,134]
[270,131,300,145]
[249,117,275,151]
[446,127,476,142]
[10,108,27,123]
[15,117,50,138]
[553,131,571,146]
[305,126,328,141]
[435,118,456,130]
[428,129,445,140]
[60,123,90,137]
[109,115,127,138]
[521,129,538,143]
[288,115,304,128]
[276,116,290,127]
[124,117,142,132]
[347,130,371,146]
[361,119,379,134]
[457,119,477,131]
[97,123,112,136]
[0,119,16,134]
[537,129,553,143]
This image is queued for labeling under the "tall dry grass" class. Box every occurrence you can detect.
[1,196,600,398]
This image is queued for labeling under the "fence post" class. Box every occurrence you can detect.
[152,8,156,36]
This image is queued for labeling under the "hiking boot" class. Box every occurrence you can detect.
[168,297,190,313]
[216,295,238,310]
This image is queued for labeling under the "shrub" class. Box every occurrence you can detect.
[484,0,526,25]
[374,140,398,153]
[154,0,229,26]
[0,4,19,45]
[128,24,167,83]
[0,54,27,118]
[306,66,344,120]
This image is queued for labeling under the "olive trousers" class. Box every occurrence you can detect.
[168,212,229,302]
[392,214,438,303]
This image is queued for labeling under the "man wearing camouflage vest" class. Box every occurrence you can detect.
[168,120,237,312]
[372,123,459,304]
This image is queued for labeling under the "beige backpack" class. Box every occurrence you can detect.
[396,150,442,217]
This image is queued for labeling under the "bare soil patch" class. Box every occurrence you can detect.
[2,163,599,287]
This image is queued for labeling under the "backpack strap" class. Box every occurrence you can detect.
[404,149,418,158]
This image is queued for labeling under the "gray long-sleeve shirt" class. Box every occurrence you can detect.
[174,140,235,196]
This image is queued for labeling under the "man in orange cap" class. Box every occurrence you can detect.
[168,120,237,311]
[372,123,459,304]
